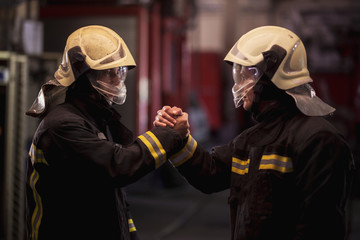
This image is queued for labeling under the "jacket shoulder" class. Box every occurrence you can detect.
[288,114,349,150]
[32,103,86,142]
[290,114,341,135]
[44,103,86,128]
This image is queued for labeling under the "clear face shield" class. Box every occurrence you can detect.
[232,63,263,108]
[86,66,128,105]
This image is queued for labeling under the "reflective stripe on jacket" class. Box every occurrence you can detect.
[170,106,354,240]
[26,95,184,240]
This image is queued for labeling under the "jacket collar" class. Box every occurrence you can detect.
[69,95,121,128]
[69,95,134,144]
[243,103,299,146]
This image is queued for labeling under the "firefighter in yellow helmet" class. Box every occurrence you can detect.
[25,25,189,240]
[154,26,355,240]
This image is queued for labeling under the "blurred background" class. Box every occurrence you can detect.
[0,0,359,239]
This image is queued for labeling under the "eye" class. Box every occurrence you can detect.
[233,64,242,74]
[116,66,128,80]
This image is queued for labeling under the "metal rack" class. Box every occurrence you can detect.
[0,51,28,240]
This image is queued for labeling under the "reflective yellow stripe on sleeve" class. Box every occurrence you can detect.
[28,143,47,240]
[138,131,166,168]
[169,135,197,167]
[30,169,43,240]
[128,219,136,232]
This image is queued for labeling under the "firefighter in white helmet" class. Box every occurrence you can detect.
[154,26,355,240]
[25,25,189,240]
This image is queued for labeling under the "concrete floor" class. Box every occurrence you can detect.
[126,178,230,240]
[125,168,360,240]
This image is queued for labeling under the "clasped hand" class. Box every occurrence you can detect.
[153,106,190,139]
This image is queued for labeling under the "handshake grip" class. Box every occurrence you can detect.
[154,106,190,139]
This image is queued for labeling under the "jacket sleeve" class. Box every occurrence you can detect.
[167,135,232,194]
[46,121,184,187]
[294,131,355,240]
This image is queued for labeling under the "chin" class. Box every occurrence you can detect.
[243,103,252,111]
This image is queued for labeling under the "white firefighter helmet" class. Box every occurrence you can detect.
[224,25,334,116]
[27,25,136,117]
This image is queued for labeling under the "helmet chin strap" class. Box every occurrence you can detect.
[250,79,266,118]
[89,87,113,107]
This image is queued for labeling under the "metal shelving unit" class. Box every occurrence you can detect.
[0,51,28,240]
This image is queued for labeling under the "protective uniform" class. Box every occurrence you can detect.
[170,105,354,240]
[25,25,185,240]
[167,26,355,240]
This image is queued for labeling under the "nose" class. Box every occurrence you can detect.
[112,76,121,85]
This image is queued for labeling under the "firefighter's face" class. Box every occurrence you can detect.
[87,66,128,105]
[232,63,261,110]
[243,88,254,111]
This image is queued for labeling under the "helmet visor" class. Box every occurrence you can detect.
[87,66,128,105]
[232,63,263,108]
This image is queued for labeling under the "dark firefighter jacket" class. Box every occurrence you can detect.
[26,95,185,240]
[169,103,355,240]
